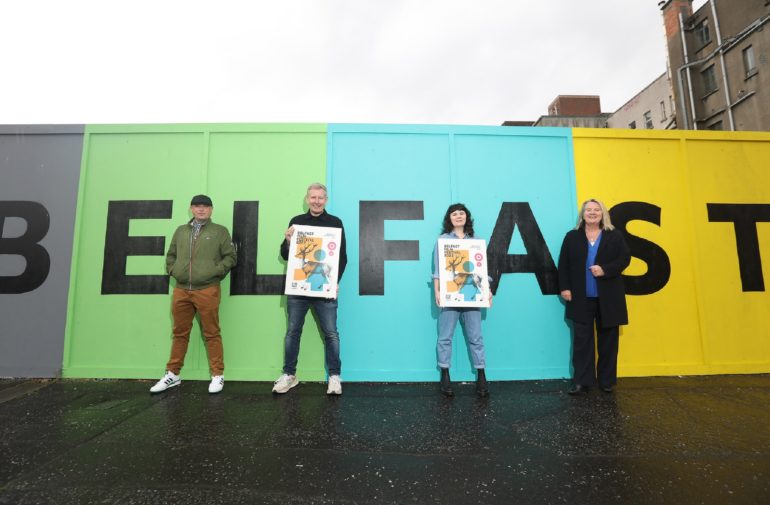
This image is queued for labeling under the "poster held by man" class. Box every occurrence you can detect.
[284,224,342,298]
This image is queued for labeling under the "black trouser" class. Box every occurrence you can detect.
[572,298,619,387]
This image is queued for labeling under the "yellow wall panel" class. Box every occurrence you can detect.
[572,130,770,376]
[685,136,770,370]
[573,130,705,376]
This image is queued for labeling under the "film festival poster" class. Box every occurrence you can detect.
[284,225,342,298]
[437,238,491,308]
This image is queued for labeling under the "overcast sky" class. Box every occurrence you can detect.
[1,0,708,125]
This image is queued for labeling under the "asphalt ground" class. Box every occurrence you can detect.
[1,375,769,504]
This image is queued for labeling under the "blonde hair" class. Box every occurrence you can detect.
[575,199,614,230]
[306,183,328,197]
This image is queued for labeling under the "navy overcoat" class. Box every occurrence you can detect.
[557,228,630,328]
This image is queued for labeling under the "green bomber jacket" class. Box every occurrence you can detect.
[166,219,237,290]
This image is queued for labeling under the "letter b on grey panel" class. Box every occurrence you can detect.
[0,125,84,377]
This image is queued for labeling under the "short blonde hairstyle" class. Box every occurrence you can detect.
[306,183,328,197]
[575,199,614,230]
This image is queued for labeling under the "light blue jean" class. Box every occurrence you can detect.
[283,295,341,376]
[437,307,486,369]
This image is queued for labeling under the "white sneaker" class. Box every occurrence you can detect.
[272,374,298,394]
[150,371,180,393]
[327,375,342,395]
[208,375,224,394]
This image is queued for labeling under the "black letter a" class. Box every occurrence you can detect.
[488,202,558,295]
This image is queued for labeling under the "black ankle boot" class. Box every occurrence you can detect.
[440,368,454,397]
[476,369,489,398]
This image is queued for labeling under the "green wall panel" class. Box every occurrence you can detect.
[63,124,327,380]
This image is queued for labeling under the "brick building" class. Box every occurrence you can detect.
[662,0,770,130]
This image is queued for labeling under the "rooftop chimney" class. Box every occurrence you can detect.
[660,0,693,40]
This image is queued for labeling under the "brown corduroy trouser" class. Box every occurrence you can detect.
[166,285,224,376]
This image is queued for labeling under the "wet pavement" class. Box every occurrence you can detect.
[1,375,769,504]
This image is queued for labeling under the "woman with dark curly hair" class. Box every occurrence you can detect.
[432,203,491,398]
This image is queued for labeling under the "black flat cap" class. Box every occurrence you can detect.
[190,194,213,206]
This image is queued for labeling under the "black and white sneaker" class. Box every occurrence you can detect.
[208,375,224,394]
[150,371,181,393]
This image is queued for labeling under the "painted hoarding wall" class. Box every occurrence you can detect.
[573,129,770,376]
[328,124,576,381]
[0,125,84,377]
[1,124,768,380]
[63,124,328,380]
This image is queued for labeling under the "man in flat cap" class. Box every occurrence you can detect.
[150,194,237,394]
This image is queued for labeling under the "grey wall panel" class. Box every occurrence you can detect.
[0,125,84,377]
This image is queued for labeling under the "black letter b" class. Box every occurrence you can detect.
[0,201,51,294]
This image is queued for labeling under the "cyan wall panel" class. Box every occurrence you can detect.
[452,130,576,379]
[328,124,576,381]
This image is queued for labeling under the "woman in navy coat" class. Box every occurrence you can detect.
[558,199,630,394]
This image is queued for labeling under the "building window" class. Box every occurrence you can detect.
[643,111,653,129]
[660,101,667,119]
[628,121,636,129]
[707,121,723,130]
[702,65,717,95]
[743,45,757,77]
[695,19,710,47]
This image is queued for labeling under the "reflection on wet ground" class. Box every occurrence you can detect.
[1,376,768,504]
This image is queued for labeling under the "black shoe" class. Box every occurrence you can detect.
[440,368,454,397]
[600,384,613,393]
[476,369,489,398]
[568,384,589,395]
